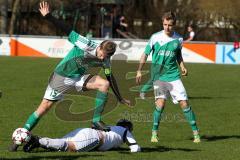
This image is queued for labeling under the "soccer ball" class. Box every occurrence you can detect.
[12,128,31,145]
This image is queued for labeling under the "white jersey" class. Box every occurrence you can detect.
[61,126,140,152]
[98,126,141,152]
[189,31,195,38]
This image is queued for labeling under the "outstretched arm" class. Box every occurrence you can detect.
[39,1,96,52]
[105,71,131,106]
[124,130,141,152]
[103,59,131,106]
[39,1,72,35]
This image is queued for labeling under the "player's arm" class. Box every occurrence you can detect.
[124,130,141,152]
[136,36,153,85]
[177,49,188,76]
[185,37,193,42]
[185,35,194,42]
[185,32,195,42]
[136,53,148,85]
[104,67,131,106]
[39,1,94,50]
[39,1,71,35]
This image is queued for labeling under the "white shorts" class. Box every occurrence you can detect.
[43,72,92,101]
[62,128,100,152]
[153,79,188,104]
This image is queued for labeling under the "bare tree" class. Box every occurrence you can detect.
[0,0,8,34]
[9,0,21,35]
[197,0,240,41]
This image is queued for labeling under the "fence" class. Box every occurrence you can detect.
[0,35,239,64]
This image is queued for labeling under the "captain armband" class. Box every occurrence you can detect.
[104,68,111,75]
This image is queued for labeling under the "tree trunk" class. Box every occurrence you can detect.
[9,0,21,35]
[0,0,8,34]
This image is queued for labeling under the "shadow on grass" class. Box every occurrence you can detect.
[188,96,216,99]
[113,146,200,153]
[1,154,103,160]
[188,96,235,100]
[141,146,200,152]
[201,135,240,142]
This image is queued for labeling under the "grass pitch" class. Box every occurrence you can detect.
[0,56,240,160]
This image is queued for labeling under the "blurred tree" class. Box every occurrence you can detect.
[9,0,21,35]
[0,0,8,34]
[197,0,240,41]
[124,0,239,41]
[4,0,239,41]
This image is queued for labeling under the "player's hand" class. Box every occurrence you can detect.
[181,67,188,76]
[120,99,132,107]
[136,70,142,84]
[39,1,50,17]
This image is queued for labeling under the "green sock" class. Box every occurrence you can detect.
[152,106,164,131]
[23,111,40,131]
[93,91,107,123]
[182,106,199,131]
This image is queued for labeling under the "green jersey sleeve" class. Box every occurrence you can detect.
[144,35,154,55]
[68,31,98,52]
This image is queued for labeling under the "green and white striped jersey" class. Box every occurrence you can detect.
[55,31,111,78]
[144,30,183,82]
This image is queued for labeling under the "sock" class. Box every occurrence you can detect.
[23,111,40,131]
[152,106,164,131]
[39,138,68,151]
[92,91,107,123]
[182,106,199,132]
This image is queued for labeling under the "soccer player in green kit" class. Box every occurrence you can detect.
[10,1,130,151]
[136,11,200,143]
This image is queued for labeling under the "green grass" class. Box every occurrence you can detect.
[0,56,240,160]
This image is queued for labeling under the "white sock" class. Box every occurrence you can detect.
[39,138,68,151]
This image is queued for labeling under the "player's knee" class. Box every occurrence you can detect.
[155,99,165,108]
[67,142,77,152]
[179,100,188,108]
[98,79,109,92]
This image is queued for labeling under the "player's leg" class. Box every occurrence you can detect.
[39,137,69,151]
[23,136,69,152]
[9,99,56,152]
[84,75,110,131]
[23,99,55,131]
[151,80,168,143]
[179,100,200,143]
[9,89,59,152]
[23,134,41,152]
[24,73,65,131]
[169,79,200,143]
[63,128,100,152]
[151,98,165,143]
[9,73,65,152]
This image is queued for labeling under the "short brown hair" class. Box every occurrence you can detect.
[162,11,176,25]
[100,40,117,56]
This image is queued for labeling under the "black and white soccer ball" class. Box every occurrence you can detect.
[12,128,31,145]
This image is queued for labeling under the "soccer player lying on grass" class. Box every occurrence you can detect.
[136,11,200,143]
[23,119,141,153]
[10,1,131,151]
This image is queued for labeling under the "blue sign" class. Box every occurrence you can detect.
[216,44,240,64]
